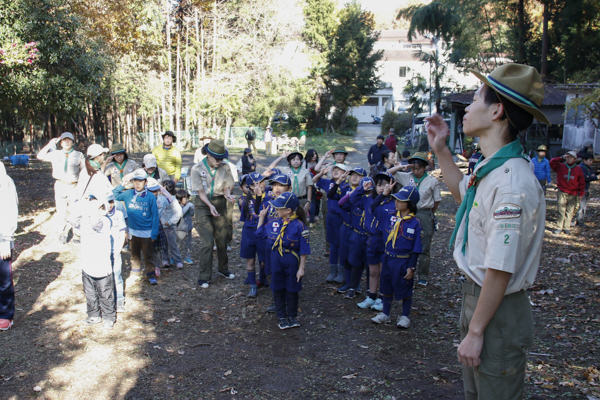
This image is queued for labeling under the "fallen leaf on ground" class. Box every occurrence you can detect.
[342,373,358,379]
[224,370,232,376]
[33,386,42,392]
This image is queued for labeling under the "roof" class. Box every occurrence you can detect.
[379,29,431,43]
[444,84,566,106]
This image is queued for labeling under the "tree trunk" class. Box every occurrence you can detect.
[185,19,190,141]
[224,115,232,146]
[517,0,526,64]
[195,8,202,86]
[166,0,174,131]
[541,1,549,80]
[176,32,182,134]
[212,0,217,74]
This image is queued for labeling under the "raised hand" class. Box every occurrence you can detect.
[383,181,396,196]
[363,180,373,191]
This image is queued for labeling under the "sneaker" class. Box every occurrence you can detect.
[148,277,158,285]
[103,320,114,330]
[116,301,126,313]
[397,315,410,329]
[217,270,235,280]
[371,298,383,312]
[345,289,356,299]
[278,318,291,330]
[0,319,13,330]
[247,285,258,298]
[227,245,232,252]
[371,313,391,324]
[553,229,562,235]
[83,316,102,325]
[183,257,193,264]
[59,234,67,244]
[357,297,376,309]
[213,245,217,251]
[176,263,184,269]
[289,317,300,328]
[198,280,209,289]
[564,230,571,235]
[256,280,270,288]
[337,283,351,294]
[266,302,276,313]
[72,235,81,245]
[418,280,427,287]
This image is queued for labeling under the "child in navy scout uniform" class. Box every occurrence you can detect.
[312,164,349,284]
[240,172,267,298]
[371,186,422,329]
[256,192,310,330]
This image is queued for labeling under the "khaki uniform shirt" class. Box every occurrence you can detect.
[105,159,140,187]
[454,156,545,295]
[191,159,234,198]
[38,143,85,183]
[279,166,313,197]
[394,172,442,209]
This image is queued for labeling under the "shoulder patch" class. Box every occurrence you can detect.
[493,203,522,219]
[301,230,310,238]
[200,170,207,178]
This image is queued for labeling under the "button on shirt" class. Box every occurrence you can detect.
[394,172,442,209]
[38,144,85,183]
[454,157,545,295]
[190,159,234,198]
[279,166,313,197]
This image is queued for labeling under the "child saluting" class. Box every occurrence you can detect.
[256,192,310,330]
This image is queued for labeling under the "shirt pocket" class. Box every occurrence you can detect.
[401,228,415,240]
[468,208,486,234]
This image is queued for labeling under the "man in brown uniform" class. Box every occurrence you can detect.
[190,139,236,288]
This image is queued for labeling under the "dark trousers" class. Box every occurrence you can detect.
[273,289,299,319]
[309,189,320,223]
[82,271,116,322]
[226,198,234,244]
[130,236,156,277]
[0,256,15,320]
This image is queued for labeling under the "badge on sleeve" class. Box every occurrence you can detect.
[200,171,207,178]
[301,229,310,238]
[493,203,522,219]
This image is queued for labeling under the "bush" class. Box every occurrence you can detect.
[345,115,359,132]
[381,110,397,135]
[381,111,413,136]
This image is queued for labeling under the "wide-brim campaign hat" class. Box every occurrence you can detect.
[350,167,367,176]
[374,171,395,183]
[537,145,548,152]
[162,131,177,142]
[470,63,550,126]
[204,139,229,160]
[392,185,420,204]
[87,144,109,159]
[59,132,75,141]
[143,154,158,168]
[270,174,292,186]
[146,177,161,191]
[248,172,265,184]
[269,192,299,210]
[131,169,148,181]
[332,146,348,155]
[409,152,428,164]
[286,151,304,162]
[110,143,126,154]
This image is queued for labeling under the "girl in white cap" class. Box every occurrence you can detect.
[141,154,169,184]
[77,144,113,200]
[37,132,86,244]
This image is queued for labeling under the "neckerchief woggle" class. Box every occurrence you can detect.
[449,139,528,255]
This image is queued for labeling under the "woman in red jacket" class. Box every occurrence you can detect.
[550,151,585,235]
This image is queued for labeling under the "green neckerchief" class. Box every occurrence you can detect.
[290,166,302,195]
[63,148,74,172]
[89,159,102,170]
[202,158,217,199]
[114,159,128,179]
[413,172,428,188]
[449,139,528,255]
[566,163,577,181]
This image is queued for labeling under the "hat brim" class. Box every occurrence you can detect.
[287,152,303,162]
[333,150,348,155]
[111,149,126,154]
[470,70,552,126]
[271,178,291,186]
[162,133,177,142]
[131,177,147,181]
[332,164,348,172]
[408,156,427,164]
[391,193,410,202]
[204,144,229,160]
[374,172,394,182]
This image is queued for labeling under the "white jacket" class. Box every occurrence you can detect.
[0,163,18,249]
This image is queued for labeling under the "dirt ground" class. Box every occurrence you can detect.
[0,162,599,400]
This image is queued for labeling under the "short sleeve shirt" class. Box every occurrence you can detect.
[190,159,234,198]
[279,166,313,197]
[454,156,545,294]
[42,148,86,183]
[105,159,140,187]
[394,172,442,209]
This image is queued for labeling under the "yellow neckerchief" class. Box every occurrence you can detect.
[385,211,415,249]
[272,214,298,256]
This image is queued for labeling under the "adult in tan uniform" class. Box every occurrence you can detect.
[190,139,236,288]
[268,151,313,212]
[104,143,140,187]
[37,132,86,244]
[426,63,548,400]
[389,152,441,286]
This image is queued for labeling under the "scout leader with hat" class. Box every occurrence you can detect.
[550,150,585,235]
[141,154,169,185]
[190,139,237,288]
[388,151,441,287]
[531,144,551,194]
[268,151,313,212]
[104,143,140,187]
[425,63,548,399]
[152,131,182,181]
[37,132,87,244]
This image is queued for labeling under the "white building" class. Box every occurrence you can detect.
[350,30,480,123]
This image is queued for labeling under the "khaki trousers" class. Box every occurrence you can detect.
[247,140,257,153]
[54,180,77,234]
[556,190,579,230]
[460,281,533,400]
[265,141,272,155]
[415,208,434,280]
[194,196,229,281]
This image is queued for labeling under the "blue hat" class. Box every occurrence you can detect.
[105,193,115,202]
[270,174,291,186]
[392,186,420,204]
[146,177,161,191]
[248,172,265,184]
[360,176,374,188]
[239,174,249,186]
[350,167,367,176]
[269,192,299,210]
[269,168,282,176]
[374,171,394,183]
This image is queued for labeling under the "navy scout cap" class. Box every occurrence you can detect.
[392,185,420,204]
[269,192,299,211]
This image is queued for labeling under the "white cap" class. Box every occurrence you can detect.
[332,163,348,172]
[87,144,109,159]
[146,177,161,191]
[143,154,158,168]
[59,132,75,141]
[565,151,577,158]
[131,169,148,181]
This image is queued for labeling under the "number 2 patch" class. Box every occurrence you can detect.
[503,234,510,245]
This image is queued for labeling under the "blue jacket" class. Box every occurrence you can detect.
[531,156,551,182]
[113,186,160,240]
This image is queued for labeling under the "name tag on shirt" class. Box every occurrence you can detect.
[407,228,415,234]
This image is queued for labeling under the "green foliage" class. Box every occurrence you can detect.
[380,111,413,136]
[397,2,458,44]
[403,74,429,115]
[302,0,337,55]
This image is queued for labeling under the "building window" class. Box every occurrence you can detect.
[399,67,407,77]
